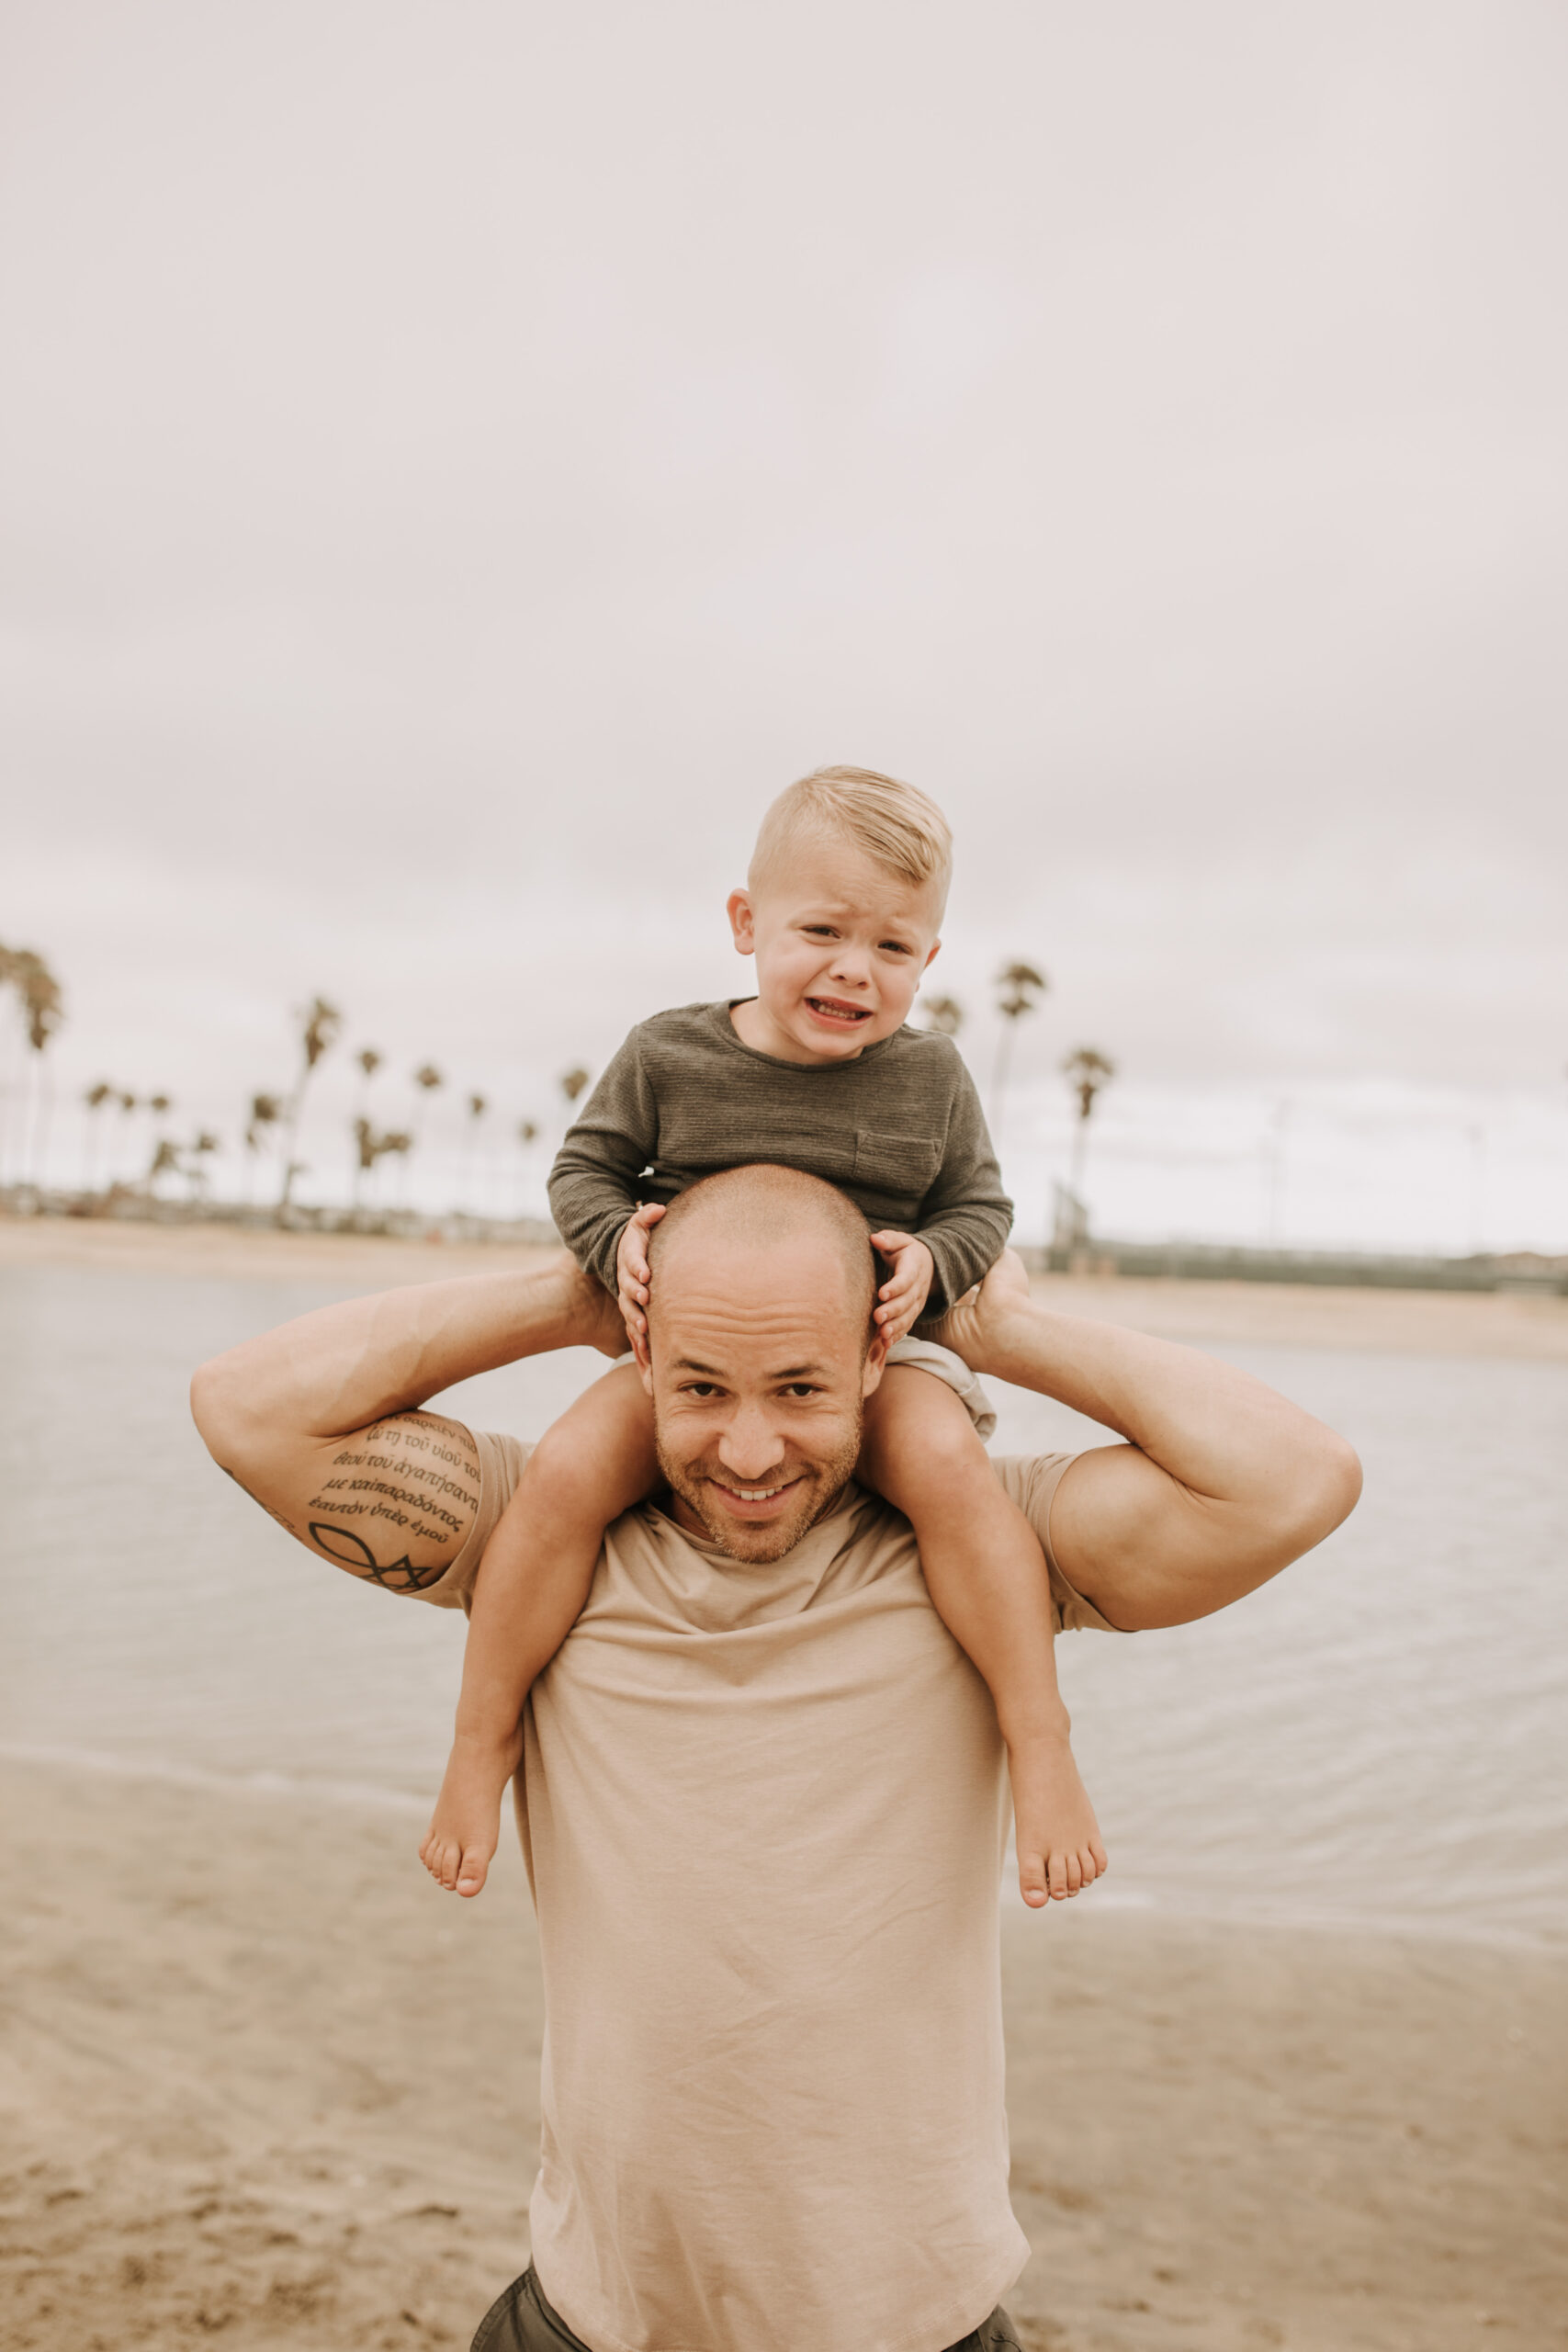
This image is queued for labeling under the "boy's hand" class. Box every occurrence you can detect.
[869,1230,935,1347]
[615,1203,666,1348]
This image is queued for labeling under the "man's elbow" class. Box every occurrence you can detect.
[1275,1424,1362,1554]
[190,1351,258,1470]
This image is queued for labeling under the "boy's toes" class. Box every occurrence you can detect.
[1046,1849,1069,1901]
[1018,1850,1049,1908]
[1064,1850,1084,1894]
[455,1841,492,1898]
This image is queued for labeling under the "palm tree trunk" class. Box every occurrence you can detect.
[989,1023,1015,1143]
[1069,1111,1089,1209]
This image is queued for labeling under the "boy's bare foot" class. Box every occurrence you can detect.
[419,1724,525,1898]
[1008,1731,1108,1907]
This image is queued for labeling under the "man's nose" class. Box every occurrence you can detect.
[716,1404,788,1481]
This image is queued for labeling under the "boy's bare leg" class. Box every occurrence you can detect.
[421,1361,657,1897]
[859,1367,1107,1908]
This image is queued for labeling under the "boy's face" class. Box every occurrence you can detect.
[726,838,943,1065]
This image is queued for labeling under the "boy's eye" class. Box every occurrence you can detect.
[879,940,912,956]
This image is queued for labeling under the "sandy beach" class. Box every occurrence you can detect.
[4,1210,1566,1359]
[2,1758,1563,2352]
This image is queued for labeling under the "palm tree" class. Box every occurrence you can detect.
[148,1136,183,1194]
[351,1047,383,1207]
[245,1091,282,1204]
[921,995,964,1037]
[463,1091,489,1216]
[278,995,342,1213]
[115,1091,139,1189]
[147,1093,174,1189]
[400,1064,444,1211]
[187,1131,220,1203]
[82,1080,114,1194]
[1062,1046,1115,1223]
[990,960,1047,1142]
[515,1118,542,1221]
[0,946,65,1189]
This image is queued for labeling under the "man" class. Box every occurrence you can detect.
[191,1166,1359,2352]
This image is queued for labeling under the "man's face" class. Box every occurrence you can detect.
[641,1231,886,1562]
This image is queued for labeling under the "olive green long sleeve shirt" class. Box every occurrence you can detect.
[547,1000,1012,1320]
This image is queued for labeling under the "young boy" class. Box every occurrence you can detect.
[421,766,1106,1909]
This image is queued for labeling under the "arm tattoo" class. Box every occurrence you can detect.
[224,1412,483,1597]
[306,1523,451,1594]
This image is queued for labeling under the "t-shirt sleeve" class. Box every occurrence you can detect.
[990,1452,1122,1634]
[547,1030,662,1291]
[413,1429,534,1611]
[915,1055,1014,1317]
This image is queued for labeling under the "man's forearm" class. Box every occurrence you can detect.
[192,1253,621,1464]
[975,1299,1325,1508]
[943,1260,1361,1629]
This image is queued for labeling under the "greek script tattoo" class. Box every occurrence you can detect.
[304,1411,481,1595]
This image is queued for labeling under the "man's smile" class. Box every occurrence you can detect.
[704,1471,808,1516]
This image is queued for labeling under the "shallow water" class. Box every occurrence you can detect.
[4,1262,1565,1944]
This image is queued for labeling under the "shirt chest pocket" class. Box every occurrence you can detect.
[852,1127,943,1200]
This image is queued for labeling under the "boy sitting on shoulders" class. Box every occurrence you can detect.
[421,765,1107,1909]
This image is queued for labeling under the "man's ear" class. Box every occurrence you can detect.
[861,1328,890,1398]
[634,1328,654,1386]
[727,888,757,956]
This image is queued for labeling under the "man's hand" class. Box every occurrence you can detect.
[869,1230,935,1347]
[615,1203,667,1348]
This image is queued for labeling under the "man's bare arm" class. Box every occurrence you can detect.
[934,1254,1361,1633]
[190,1252,626,1592]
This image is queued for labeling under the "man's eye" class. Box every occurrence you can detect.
[782,1383,821,1397]
[682,1383,720,1398]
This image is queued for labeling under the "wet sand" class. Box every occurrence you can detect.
[3,1760,1563,2352]
[4,1211,1565,1359]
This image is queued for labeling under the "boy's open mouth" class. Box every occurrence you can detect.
[806,997,872,1024]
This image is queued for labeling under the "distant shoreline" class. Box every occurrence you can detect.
[4,1210,1565,1358]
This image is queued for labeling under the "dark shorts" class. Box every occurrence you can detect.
[472,2264,1022,2352]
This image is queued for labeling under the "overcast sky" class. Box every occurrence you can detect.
[3,3,1565,1247]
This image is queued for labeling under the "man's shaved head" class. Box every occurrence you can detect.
[648,1165,878,1340]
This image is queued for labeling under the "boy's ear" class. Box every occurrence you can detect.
[727,889,757,956]
[921,937,942,973]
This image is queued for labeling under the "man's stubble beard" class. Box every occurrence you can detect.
[653,1409,865,1563]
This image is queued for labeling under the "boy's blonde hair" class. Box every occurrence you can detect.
[749,765,953,910]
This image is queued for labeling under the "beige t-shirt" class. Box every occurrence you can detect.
[427,1434,1114,2352]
